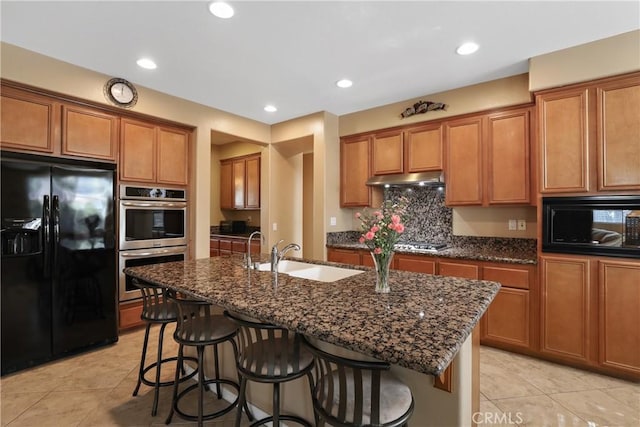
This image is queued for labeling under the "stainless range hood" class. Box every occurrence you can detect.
[366,171,445,187]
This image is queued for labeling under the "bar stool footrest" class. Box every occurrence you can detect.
[139,356,198,388]
[172,378,240,422]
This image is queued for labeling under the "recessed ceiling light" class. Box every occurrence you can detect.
[336,79,353,88]
[209,2,234,19]
[456,42,479,55]
[264,105,277,112]
[136,58,157,69]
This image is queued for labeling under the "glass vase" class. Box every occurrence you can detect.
[371,251,394,293]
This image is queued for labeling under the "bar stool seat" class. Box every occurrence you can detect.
[166,290,243,427]
[303,336,414,427]
[131,278,197,417]
[224,311,314,427]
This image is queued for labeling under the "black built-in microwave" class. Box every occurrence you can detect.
[542,196,640,258]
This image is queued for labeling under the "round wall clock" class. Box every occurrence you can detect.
[104,78,138,108]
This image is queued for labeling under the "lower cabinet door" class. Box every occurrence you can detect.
[540,256,591,362]
[481,288,530,348]
[599,260,640,375]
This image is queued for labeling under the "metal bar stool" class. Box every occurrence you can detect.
[131,278,197,416]
[165,290,246,426]
[302,336,414,427]
[224,310,315,427]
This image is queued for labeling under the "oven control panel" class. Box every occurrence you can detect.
[120,185,186,201]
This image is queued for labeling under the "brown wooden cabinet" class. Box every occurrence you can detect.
[157,126,189,185]
[118,300,144,330]
[372,125,443,176]
[220,154,261,210]
[486,109,531,204]
[445,108,532,206]
[540,255,593,363]
[438,260,480,279]
[340,135,381,207]
[537,72,640,193]
[481,265,534,350]
[327,247,362,265]
[0,85,59,154]
[372,130,404,175]
[61,105,119,161]
[394,253,436,274]
[598,259,640,376]
[210,234,260,258]
[120,119,190,185]
[444,116,484,206]
[540,254,640,379]
[404,123,443,173]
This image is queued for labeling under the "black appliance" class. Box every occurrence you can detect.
[542,196,640,258]
[1,152,118,375]
[219,220,247,234]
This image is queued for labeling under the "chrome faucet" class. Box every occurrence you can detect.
[270,240,301,272]
[246,231,263,269]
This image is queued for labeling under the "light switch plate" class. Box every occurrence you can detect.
[330,217,337,226]
[272,222,278,231]
[508,219,517,231]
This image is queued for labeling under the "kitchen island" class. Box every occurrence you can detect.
[125,254,500,426]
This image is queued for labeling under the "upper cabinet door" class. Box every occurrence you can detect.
[120,119,156,183]
[157,126,189,185]
[0,87,59,154]
[220,161,233,210]
[372,130,403,175]
[341,136,373,207]
[404,124,443,173]
[445,116,483,205]
[596,77,640,191]
[245,156,261,209]
[62,105,118,162]
[232,159,246,209]
[537,88,590,193]
[486,108,531,204]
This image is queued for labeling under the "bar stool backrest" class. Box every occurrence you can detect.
[303,336,413,427]
[165,290,227,345]
[224,311,308,380]
[132,278,177,322]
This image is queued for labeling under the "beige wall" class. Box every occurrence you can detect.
[339,73,531,136]
[0,42,270,259]
[529,30,640,92]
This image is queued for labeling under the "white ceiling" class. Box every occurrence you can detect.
[2,1,639,125]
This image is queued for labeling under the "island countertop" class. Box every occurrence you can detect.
[124,255,500,376]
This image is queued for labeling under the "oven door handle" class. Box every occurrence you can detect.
[120,201,187,208]
[120,248,187,258]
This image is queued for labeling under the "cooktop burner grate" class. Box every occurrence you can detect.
[394,242,448,251]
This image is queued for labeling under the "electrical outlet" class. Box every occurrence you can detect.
[508,219,517,231]
[517,219,527,231]
[247,216,252,223]
[272,222,277,231]
[330,216,337,226]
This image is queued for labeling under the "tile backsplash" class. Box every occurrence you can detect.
[385,186,452,244]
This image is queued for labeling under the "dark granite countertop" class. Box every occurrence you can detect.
[124,255,500,376]
[327,242,538,264]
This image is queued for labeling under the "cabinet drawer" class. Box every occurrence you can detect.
[483,266,530,290]
[232,241,246,253]
[395,255,436,274]
[327,249,361,265]
[439,262,479,279]
[219,240,232,251]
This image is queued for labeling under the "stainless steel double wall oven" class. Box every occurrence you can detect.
[118,185,187,302]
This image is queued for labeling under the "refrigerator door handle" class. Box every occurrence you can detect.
[43,195,51,277]
[52,195,60,270]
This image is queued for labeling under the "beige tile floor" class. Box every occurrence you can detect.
[1,327,639,426]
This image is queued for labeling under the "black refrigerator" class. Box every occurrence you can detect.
[1,152,118,375]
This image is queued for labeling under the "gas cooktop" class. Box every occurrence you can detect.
[394,242,449,252]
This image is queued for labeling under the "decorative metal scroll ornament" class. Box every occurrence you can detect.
[400,100,446,118]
